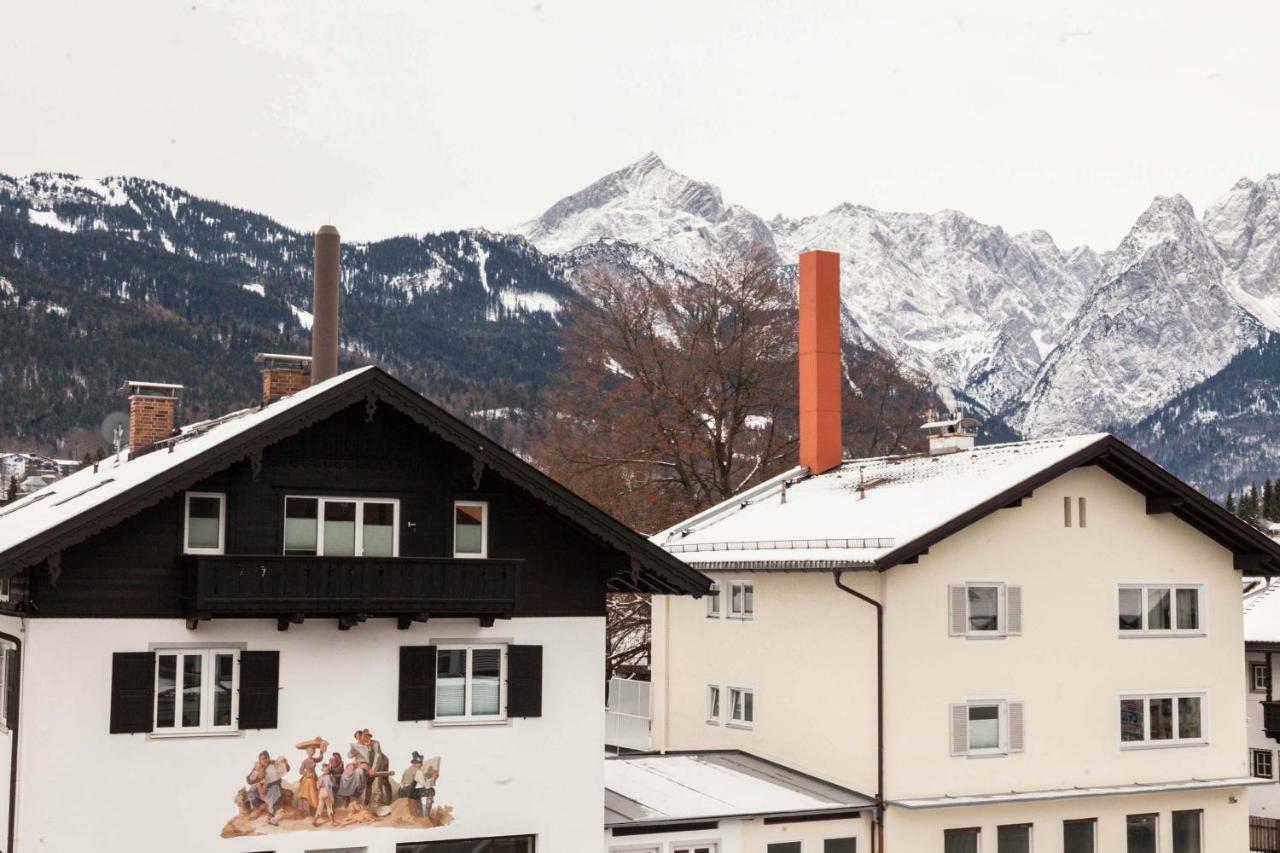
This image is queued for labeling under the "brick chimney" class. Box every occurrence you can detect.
[124,381,183,453]
[256,353,312,403]
[798,250,843,475]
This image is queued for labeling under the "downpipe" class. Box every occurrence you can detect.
[834,570,884,853]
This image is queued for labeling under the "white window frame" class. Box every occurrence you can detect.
[433,643,507,724]
[672,843,721,853]
[282,495,401,558]
[1252,662,1271,694]
[963,698,1010,757]
[727,685,754,729]
[706,684,721,725]
[1252,748,1274,779]
[1116,583,1206,637]
[727,580,754,620]
[1117,690,1208,749]
[183,491,226,555]
[453,500,489,559]
[151,646,240,737]
[960,581,1007,638]
[706,583,721,619]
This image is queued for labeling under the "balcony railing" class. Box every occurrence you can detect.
[185,555,524,620]
[1263,701,1280,742]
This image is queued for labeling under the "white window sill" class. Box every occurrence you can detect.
[726,616,755,622]
[182,549,225,556]
[1117,632,1207,639]
[1119,740,1208,751]
[706,719,720,727]
[429,717,509,728]
[962,750,1010,760]
[148,729,243,741]
[725,721,754,730]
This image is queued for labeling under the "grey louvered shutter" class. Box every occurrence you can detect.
[1008,701,1026,752]
[949,585,968,636]
[109,652,155,734]
[507,645,543,718]
[398,645,437,721]
[950,704,969,756]
[1006,586,1023,636]
[238,651,280,730]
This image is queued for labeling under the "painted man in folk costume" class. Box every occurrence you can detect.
[358,729,396,810]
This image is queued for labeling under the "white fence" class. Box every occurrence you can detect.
[605,677,652,751]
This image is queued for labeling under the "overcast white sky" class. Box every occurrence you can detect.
[4,0,1279,250]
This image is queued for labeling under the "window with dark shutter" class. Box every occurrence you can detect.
[110,651,156,734]
[399,645,437,721]
[506,644,543,718]
[237,650,280,730]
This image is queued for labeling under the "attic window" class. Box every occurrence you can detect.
[183,493,225,555]
[454,501,488,559]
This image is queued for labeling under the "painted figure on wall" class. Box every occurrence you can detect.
[220,729,453,839]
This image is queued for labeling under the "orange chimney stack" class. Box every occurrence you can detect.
[798,250,842,474]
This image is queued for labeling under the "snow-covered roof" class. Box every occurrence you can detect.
[1244,578,1280,644]
[604,751,872,827]
[892,776,1266,809]
[653,435,1109,570]
[0,368,377,561]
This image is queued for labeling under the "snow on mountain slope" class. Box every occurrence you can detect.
[1015,195,1268,436]
[517,153,776,272]
[772,207,1094,412]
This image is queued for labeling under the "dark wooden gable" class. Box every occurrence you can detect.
[25,398,627,618]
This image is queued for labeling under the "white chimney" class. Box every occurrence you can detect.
[921,414,980,456]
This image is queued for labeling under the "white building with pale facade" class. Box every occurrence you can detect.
[645,250,1280,853]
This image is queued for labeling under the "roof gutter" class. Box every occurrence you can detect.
[833,570,884,853]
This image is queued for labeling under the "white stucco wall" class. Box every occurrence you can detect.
[15,615,603,853]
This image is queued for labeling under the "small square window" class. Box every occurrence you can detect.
[998,824,1031,853]
[184,492,225,554]
[1254,749,1274,779]
[1254,662,1272,693]
[968,704,1001,751]
[707,583,721,618]
[435,645,506,722]
[1126,814,1157,853]
[944,828,979,853]
[454,501,488,558]
[1063,819,1096,853]
[824,839,856,853]
[728,581,754,619]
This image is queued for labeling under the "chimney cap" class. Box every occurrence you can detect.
[122,380,183,398]
[317,224,340,236]
[255,353,313,368]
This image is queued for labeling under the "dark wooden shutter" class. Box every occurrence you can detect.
[507,644,543,718]
[238,650,280,730]
[398,645,437,721]
[109,652,155,734]
[3,646,18,731]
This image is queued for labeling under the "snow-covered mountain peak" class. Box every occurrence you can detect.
[516,153,775,271]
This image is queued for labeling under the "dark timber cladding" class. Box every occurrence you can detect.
[1,367,709,620]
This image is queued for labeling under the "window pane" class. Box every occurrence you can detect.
[435,650,467,717]
[743,583,754,615]
[284,497,318,555]
[731,584,744,613]
[323,501,357,556]
[944,829,979,853]
[824,840,856,853]
[213,653,234,727]
[186,496,221,549]
[968,586,999,631]
[455,504,485,554]
[1064,820,1096,853]
[968,705,1000,749]
[1118,588,1143,630]
[1147,588,1171,630]
[707,584,720,616]
[707,686,720,718]
[1148,697,1173,740]
[1127,814,1157,853]
[1120,699,1145,742]
[182,653,202,727]
[997,824,1031,853]
[743,690,754,722]
[767,844,801,853]
[156,654,177,728]
[362,502,396,557]
[1176,588,1199,630]
[1178,697,1202,739]
[1172,810,1201,853]
[470,649,501,716]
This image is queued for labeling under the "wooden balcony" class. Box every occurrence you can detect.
[1263,701,1280,742]
[184,555,523,627]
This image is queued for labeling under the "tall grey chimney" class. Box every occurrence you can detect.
[311,224,340,384]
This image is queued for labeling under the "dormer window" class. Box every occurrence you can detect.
[454,501,488,558]
[283,496,399,557]
[183,492,225,555]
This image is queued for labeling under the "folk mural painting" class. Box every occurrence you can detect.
[220,729,453,838]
